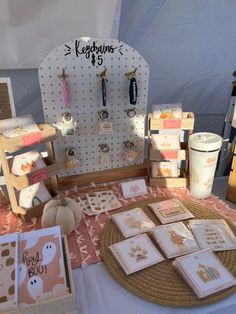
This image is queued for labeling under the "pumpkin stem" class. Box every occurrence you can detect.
[57,194,67,206]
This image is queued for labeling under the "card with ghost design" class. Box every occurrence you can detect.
[18,182,52,210]
[110,234,164,275]
[173,249,236,298]
[0,233,18,311]
[189,219,236,251]
[18,226,68,305]
[111,208,155,238]
[151,222,199,258]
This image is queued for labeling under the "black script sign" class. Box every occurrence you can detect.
[65,40,124,66]
[22,251,47,278]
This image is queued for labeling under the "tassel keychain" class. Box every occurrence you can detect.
[127,68,138,105]
[58,68,70,108]
[98,68,108,107]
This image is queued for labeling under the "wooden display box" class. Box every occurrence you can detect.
[0,124,57,153]
[5,236,77,314]
[15,187,58,221]
[227,144,236,203]
[149,112,194,130]
[8,157,61,191]
[149,142,188,161]
[149,170,188,188]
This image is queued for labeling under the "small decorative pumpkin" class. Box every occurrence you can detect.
[42,194,82,235]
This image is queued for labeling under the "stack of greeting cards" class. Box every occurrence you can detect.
[78,190,122,215]
[151,222,199,258]
[148,199,194,224]
[189,219,236,251]
[110,234,164,275]
[0,226,69,311]
[173,249,236,298]
[111,208,155,238]
[0,115,40,138]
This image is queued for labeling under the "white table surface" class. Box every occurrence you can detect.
[72,177,236,314]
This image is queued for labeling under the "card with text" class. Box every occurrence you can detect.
[148,199,194,224]
[189,219,236,251]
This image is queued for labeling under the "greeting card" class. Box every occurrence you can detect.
[111,208,155,238]
[0,115,40,138]
[148,199,194,224]
[151,134,180,150]
[18,226,68,305]
[173,249,236,298]
[19,182,52,209]
[151,222,199,258]
[0,233,18,312]
[152,103,183,119]
[120,179,147,199]
[189,219,236,251]
[151,161,178,177]
[110,234,164,275]
[11,150,46,176]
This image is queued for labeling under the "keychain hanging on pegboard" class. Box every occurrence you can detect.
[39,37,149,178]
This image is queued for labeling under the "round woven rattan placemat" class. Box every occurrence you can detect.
[100,198,236,307]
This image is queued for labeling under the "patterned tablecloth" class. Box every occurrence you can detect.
[1,183,236,269]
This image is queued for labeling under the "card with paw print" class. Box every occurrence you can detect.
[148,199,194,224]
[0,233,19,311]
[18,226,68,305]
[109,234,164,275]
[111,208,155,238]
[151,222,199,258]
[189,219,236,251]
[173,249,236,298]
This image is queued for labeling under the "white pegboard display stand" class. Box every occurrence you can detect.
[39,37,149,179]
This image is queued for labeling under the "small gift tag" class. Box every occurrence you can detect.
[98,122,113,134]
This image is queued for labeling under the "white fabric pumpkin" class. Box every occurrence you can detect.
[42,194,82,235]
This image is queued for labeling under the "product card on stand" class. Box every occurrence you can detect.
[109,234,164,275]
[120,179,147,199]
[148,199,194,224]
[151,134,180,150]
[189,219,236,251]
[0,233,18,312]
[152,103,183,119]
[173,249,236,298]
[0,115,40,138]
[18,226,68,305]
[151,222,199,258]
[111,207,155,238]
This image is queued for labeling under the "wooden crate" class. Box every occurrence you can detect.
[147,113,194,188]
[0,123,60,220]
[226,144,236,203]
[0,124,57,154]
[8,157,61,191]
[5,236,77,314]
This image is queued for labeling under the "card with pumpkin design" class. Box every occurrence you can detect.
[0,115,40,138]
[11,150,46,176]
[109,234,164,275]
[151,222,199,258]
[0,233,18,312]
[18,182,52,210]
[148,199,194,224]
[18,226,68,305]
[189,219,236,251]
[152,103,182,119]
[173,248,236,298]
[151,161,178,178]
[111,208,155,238]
